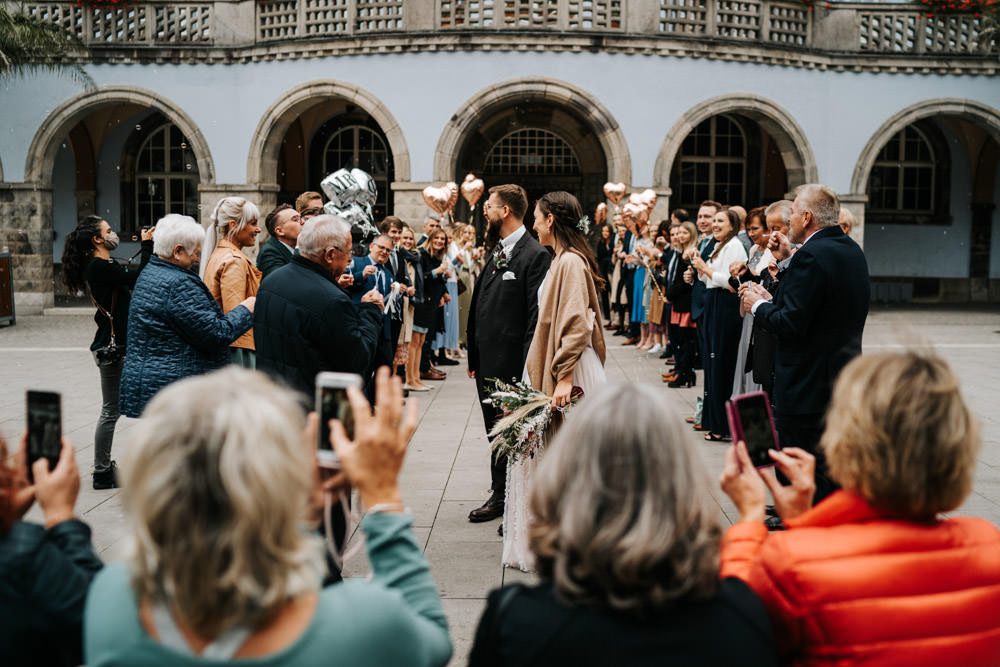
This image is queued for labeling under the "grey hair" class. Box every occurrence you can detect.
[530,384,722,614]
[764,199,793,224]
[152,214,203,259]
[298,214,350,259]
[795,184,840,228]
[120,368,324,639]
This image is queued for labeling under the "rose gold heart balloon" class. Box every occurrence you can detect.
[445,181,459,214]
[461,174,485,208]
[622,202,649,222]
[422,185,450,215]
[603,182,626,205]
[595,202,608,225]
[640,189,657,213]
[628,192,644,207]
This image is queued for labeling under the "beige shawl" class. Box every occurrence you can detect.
[524,249,606,396]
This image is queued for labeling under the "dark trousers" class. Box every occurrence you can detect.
[598,288,610,323]
[673,324,696,374]
[420,335,433,372]
[390,318,404,376]
[775,411,839,504]
[94,354,123,474]
[702,289,742,437]
[475,373,507,497]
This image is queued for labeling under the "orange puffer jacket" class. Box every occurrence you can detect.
[720,490,1000,666]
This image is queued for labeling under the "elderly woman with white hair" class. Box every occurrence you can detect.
[119,214,255,418]
[469,383,778,666]
[200,196,263,368]
[84,367,452,666]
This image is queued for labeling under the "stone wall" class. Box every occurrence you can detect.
[0,185,55,313]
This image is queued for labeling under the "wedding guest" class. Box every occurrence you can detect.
[690,208,747,441]
[414,229,450,382]
[609,215,629,334]
[470,384,777,666]
[60,215,153,489]
[397,226,427,391]
[0,435,102,667]
[720,350,1000,665]
[455,224,479,357]
[84,367,453,666]
[595,223,614,323]
[201,196,262,368]
[665,221,699,388]
[257,205,302,277]
[120,214,254,418]
[300,207,323,224]
[839,207,855,236]
[433,226,461,365]
[295,190,322,213]
[731,206,769,397]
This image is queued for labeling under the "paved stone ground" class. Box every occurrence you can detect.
[1,305,998,665]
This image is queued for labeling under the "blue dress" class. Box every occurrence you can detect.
[631,264,647,324]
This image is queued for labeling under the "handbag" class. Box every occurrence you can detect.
[91,288,126,367]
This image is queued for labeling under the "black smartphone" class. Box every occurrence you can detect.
[726,391,780,468]
[26,390,62,481]
[315,372,362,469]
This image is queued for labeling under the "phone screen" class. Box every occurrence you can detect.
[734,393,778,468]
[26,391,61,479]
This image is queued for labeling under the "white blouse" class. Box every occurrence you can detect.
[700,236,748,290]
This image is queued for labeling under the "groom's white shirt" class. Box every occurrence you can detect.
[499,224,526,254]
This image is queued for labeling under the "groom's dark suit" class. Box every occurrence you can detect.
[467,227,550,498]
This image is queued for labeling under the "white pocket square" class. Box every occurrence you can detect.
[502,271,516,281]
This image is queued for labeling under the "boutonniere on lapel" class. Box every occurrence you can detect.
[493,245,513,274]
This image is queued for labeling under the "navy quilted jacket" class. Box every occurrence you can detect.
[120,257,253,417]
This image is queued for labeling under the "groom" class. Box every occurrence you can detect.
[467,184,550,524]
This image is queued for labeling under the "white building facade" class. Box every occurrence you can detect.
[1,0,998,311]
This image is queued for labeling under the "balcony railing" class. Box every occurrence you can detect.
[15,0,997,55]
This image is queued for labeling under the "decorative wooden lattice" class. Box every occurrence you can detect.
[859,12,919,51]
[924,14,983,53]
[355,0,403,32]
[440,0,559,28]
[303,0,349,36]
[658,0,709,34]
[259,1,299,40]
[27,3,211,43]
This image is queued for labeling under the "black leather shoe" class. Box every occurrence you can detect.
[468,493,504,522]
[437,356,460,366]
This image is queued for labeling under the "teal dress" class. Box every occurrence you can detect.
[84,513,452,666]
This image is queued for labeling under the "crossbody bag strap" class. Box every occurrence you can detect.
[90,287,119,343]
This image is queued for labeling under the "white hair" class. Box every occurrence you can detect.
[152,214,203,259]
[121,367,324,638]
[298,214,350,259]
[764,199,793,224]
[201,197,260,278]
[795,184,840,228]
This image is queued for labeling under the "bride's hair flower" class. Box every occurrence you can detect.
[576,215,591,235]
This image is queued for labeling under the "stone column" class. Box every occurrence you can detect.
[0,183,55,314]
[391,182,433,231]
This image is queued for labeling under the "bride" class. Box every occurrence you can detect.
[503,191,608,571]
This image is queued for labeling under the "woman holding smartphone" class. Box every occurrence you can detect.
[412,229,450,383]
[61,215,153,489]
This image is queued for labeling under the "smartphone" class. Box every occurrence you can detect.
[315,372,362,468]
[726,391,780,468]
[26,390,62,481]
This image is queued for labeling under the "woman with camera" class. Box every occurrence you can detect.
[61,215,154,489]
[85,366,452,665]
[720,350,1000,664]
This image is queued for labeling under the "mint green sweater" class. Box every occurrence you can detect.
[84,513,452,666]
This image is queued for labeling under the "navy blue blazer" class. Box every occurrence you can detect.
[348,256,394,337]
[753,225,869,417]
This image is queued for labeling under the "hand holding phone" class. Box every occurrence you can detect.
[26,390,61,483]
[315,372,363,469]
[725,392,780,469]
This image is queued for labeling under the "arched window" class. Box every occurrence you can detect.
[484,128,581,175]
[322,125,391,217]
[134,123,199,232]
[676,115,746,208]
[868,126,935,217]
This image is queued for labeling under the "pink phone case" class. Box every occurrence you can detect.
[726,391,780,469]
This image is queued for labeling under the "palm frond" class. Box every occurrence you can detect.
[0,5,94,88]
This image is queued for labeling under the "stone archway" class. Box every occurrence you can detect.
[653,94,817,192]
[850,99,1000,195]
[247,79,410,187]
[434,77,632,186]
[25,85,215,187]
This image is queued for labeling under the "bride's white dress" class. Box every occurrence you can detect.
[502,277,607,572]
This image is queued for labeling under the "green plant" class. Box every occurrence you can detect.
[0,4,94,87]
